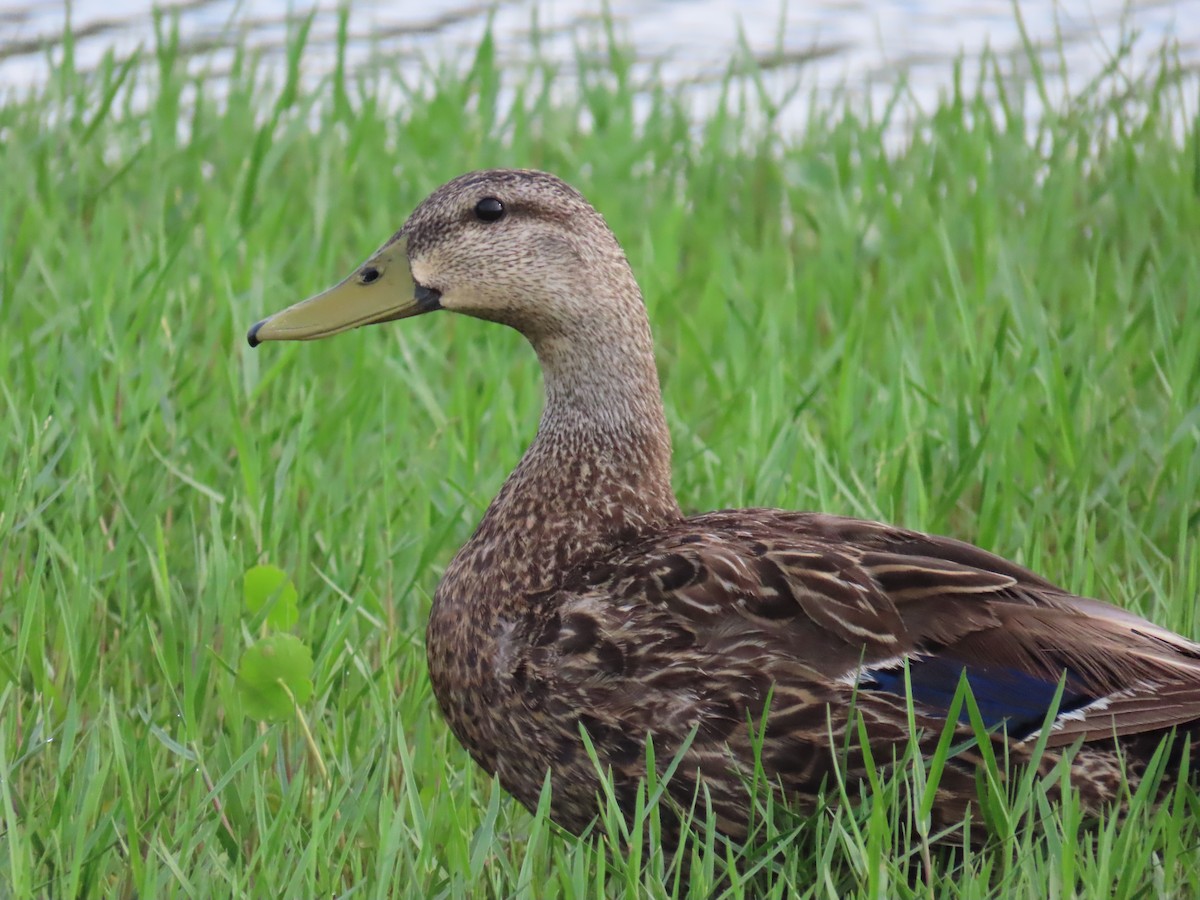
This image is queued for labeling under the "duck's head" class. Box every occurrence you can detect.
[247,169,639,349]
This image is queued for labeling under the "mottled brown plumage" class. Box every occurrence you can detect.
[250,169,1200,844]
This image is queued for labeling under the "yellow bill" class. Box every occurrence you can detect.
[247,235,441,347]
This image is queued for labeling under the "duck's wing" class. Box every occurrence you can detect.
[781,511,1200,745]
[542,509,1200,750]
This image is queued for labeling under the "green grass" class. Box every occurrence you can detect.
[3,11,1200,898]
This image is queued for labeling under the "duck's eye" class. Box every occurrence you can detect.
[474,197,506,223]
[360,266,381,284]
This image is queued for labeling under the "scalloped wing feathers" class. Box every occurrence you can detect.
[499,510,1200,835]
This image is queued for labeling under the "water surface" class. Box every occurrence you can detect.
[2,1,1197,130]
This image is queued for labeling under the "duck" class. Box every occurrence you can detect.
[247,168,1200,844]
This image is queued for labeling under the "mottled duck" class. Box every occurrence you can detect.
[247,169,1200,842]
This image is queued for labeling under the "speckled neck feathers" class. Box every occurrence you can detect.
[424,201,683,774]
[412,171,682,610]
[437,239,681,605]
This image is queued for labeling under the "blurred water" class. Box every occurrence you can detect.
[1,1,1197,131]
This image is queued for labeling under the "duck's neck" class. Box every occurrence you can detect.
[440,301,682,606]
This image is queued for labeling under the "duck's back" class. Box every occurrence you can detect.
[441,509,1200,838]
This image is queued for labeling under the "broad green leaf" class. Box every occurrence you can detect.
[236,633,314,722]
[242,564,299,630]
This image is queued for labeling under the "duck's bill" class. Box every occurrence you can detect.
[246,236,442,347]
